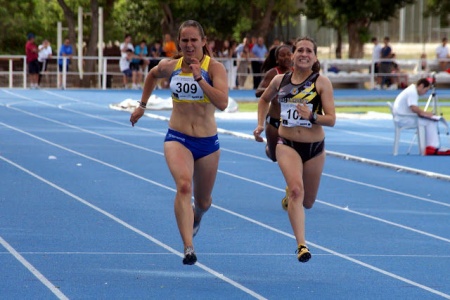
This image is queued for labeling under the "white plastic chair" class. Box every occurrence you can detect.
[387,101,426,155]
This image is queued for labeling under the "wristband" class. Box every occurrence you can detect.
[309,112,317,124]
[139,101,147,109]
[194,76,203,82]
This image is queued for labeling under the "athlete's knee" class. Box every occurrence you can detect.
[303,200,315,209]
[177,178,192,195]
[288,185,305,203]
[195,196,212,211]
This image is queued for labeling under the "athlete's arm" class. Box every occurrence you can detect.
[315,75,336,127]
[195,59,229,111]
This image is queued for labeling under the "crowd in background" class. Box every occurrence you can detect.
[114,33,293,90]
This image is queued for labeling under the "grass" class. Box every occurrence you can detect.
[237,101,450,118]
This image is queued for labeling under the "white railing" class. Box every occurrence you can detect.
[1,55,449,90]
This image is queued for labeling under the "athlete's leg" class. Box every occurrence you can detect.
[265,122,278,162]
[276,143,306,245]
[302,151,325,209]
[164,141,195,248]
[192,150,220,226]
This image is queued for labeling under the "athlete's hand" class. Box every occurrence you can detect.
[296,102,312,120]
[253,125,265,142]
[130,107,145,127]
[189,57,201,79]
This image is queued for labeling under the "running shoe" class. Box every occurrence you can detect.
[192,203,201,237]
[182,246,197,265]
[281,186,289,211]
[296,244,311,263]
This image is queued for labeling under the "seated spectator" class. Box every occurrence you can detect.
[414,53,429,75]
[389,60,408,89]
[393,78,450,155]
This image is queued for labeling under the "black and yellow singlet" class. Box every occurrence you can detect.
[277,72,321,128]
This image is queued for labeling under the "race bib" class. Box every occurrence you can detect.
[280,102,313,128]
[170,75,204,101]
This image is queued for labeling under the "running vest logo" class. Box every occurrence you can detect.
[290,87,299,95]
[279,98,305,104]
[168,133,185,142]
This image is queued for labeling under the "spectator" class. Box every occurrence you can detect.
[120,34,136,88]
[207,40,217,57]
[25,33,39,89]
[235,36,249,58]
[163,33,177,58]
[132,39,149,89]
[149,40,162,71]
[229,40,238,89]
[270,38,281,50]
[120,49,133,88]
[371,37,382,89]
[380,36,394,89]
[219,39,234,86]
[37,39,52,87]
[58,38,73,89]
[236,44,252,89]
[436,37,449,71]
[414,53,429,75]
[389,60,408,90]
[251,36,268,89]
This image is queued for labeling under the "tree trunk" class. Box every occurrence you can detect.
[80,0,99,88]
[335,30,342,59]
[160,2,175,37]
[347,20,368,58]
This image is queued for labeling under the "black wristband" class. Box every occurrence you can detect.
[139,101,147,109]
[194,76,203,82]
[309,112,317,124]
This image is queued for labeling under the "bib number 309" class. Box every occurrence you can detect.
[175,82,198,94]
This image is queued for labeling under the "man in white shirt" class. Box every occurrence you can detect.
[119,34,134,88]
[38,39,52,86]
[393,78,450,155]
[436,37,449,71]
[371,37,382,89]
[120,49,133,88]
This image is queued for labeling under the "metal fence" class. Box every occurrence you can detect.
[2,55,449,90]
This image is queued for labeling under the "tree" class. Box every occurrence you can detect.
[424,0,450,27]
[0,0,43,54]
[114,0,302,47]
[304,0,415,58]
[56,0,117,87]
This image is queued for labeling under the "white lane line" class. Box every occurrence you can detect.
[2,95,450,297]
[3,101,449,210]
[0,236,69,300]
[3,153,450,300]
[2,105,450,234]
[2,252,450,259]
[4,88,450,181]
[2,106,450,237]
[0,154,267,300]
